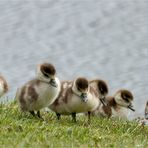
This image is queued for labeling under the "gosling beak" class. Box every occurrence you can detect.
[128,104,135,112]
[49,79,57,87]
[81,93,87,102]
[100,96,107,106]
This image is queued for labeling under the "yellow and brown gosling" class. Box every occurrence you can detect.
[16,63,61,119]
[92,89,135,119]
[49,77,101,122]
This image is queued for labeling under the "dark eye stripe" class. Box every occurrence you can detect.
[78,87,81,91]
[122,93,131,100]
[44,73,49,78]
[123,98,129,102]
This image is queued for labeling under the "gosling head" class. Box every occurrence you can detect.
[72,77,89,102]
[90,79,108,106]
[36,63,57,87]
[114,89,135,112]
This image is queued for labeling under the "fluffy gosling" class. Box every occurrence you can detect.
[49,77,101,122]
[16,63,60,119]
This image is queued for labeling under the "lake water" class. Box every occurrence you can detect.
[0,0,148,119]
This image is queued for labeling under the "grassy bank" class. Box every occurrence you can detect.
[0,101,148,148]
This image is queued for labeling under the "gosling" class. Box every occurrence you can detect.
[92,89,135,119]
[49,77,103,122]
[16,63,61,119]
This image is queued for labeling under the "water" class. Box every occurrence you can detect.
[0,0,148,118]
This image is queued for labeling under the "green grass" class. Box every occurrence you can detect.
[0,101,148,148]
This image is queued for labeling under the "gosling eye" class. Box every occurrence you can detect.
[78,87,81,91]
[100,87,103,93]
[123,98,129,102]
[44,73,49,78]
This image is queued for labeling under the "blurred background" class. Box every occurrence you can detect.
[0,0,148,119]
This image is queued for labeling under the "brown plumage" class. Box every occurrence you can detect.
[40,63,56,77]
[0,75,9,97]
[76,77,88,90]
